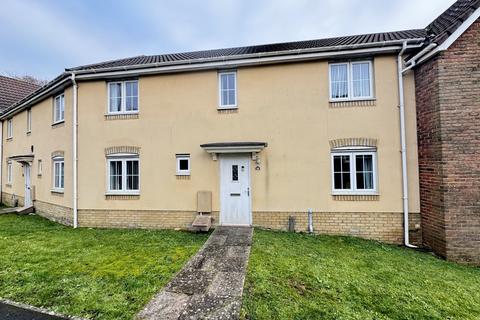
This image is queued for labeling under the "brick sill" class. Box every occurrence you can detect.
[329,99,376,108]
[332,194,380,201]
[105,194,140,200]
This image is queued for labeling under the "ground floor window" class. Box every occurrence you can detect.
[107,156,139,194]
[176,154,190,176]
[52,157,64,191]
[7,160,12,184]
[331,150,377,194]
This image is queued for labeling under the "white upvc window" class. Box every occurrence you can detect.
[38,159,43,176]
[52,157,64,191]
[27,109,32,133]
[218,71,237,108]
[7,160,12,184]
[176,154,190,176]
[107,155,140,194]
[329,61,373,101]
[331,149,377,195]
[6,119,13,139]
[108,80,139,114]
[53,93,65,124]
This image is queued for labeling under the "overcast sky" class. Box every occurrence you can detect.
[0,0,456,80]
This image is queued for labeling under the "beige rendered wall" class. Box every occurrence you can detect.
[76,54,420,216]
[2,87,73,223]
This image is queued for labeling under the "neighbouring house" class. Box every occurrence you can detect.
[414,0,480,264]
[0,0,477,264]
[0,75,40,112]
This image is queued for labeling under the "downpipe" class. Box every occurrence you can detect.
[307,208,313,233]
[71,73,78,228]
[397,41,421,249]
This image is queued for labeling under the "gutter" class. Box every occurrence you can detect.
[71,73,78,228]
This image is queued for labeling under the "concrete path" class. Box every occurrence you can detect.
[136,226,253,320]
[0,300,70,320]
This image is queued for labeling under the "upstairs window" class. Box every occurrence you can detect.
[108,80,138,114]
[52,156,64,191]
[107,155,140,194]
[218,71,237,108]
[331,149,377,194]
[6,119,12,139]
[27,109,32,133]
[329,61,373,101]
[53,93,65,123]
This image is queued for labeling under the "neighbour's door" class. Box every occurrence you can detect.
[220,155,251,225]
[24,164,32,207]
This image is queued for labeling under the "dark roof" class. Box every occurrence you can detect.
[67,29,426,72]
[426,0,480,45]
[0,76,41,112]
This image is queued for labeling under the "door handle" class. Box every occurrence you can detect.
[247,187,250,196]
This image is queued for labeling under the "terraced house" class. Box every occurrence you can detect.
[1,0,478,264]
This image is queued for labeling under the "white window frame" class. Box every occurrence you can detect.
[218,71,237,109]
[52,156,64,192]
[53,93,65,124]
[6,119,13,139]
[106,154,140,195]
[329,61,374,101]
[38,159,43,176]
[107,80,139,115]
[331,148,378,195]
[176,154,190,176]
[27,109,32,133]
[7,160,12,184]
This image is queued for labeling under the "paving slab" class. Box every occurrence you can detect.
[136,226,253,320]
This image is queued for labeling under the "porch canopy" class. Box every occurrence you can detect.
[9,154,34,164]
[200,142,267,160]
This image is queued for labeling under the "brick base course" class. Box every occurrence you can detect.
[1,192,24,207]
[254,211,421,245]
[79,209,420,245]
[2,192,421,245]
[34,200,73,226]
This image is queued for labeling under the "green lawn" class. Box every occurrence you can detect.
[0,214,208,319]
[242,230,480,320]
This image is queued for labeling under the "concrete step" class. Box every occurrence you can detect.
[15,206,35,215]
[191,215,213,232]
[0,207,22,215]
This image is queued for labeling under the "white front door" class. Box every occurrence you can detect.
[220,155,251,226]
[24,164,32,207]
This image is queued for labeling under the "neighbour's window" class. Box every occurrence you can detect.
[108,80,138,114]
[331,150,377,194]
[329,61,373,100]
[27,109,32,133]
[107,156,139,193]
[53,93,65,123]
[176,154,190,176]
[38,159,43,176]
[7,160,12,184]
[218,71,237,108]
[6,119,13,139]
[52,157,64,191]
